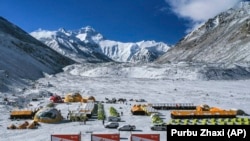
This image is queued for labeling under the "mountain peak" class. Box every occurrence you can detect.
[74,26,104,42]
[58,27,67,33]
[79,26,96,34]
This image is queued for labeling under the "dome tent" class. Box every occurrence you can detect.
[34,107,63,123]
[64,92,82,102]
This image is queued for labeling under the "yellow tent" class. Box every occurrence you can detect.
[81,96,96,103]
[33,107,63,123]
[64,92,82,102]
[131,104,146,115]
[10,110,34,119]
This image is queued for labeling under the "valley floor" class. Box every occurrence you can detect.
[0,69,250,141]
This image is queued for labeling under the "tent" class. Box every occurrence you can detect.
[10,110,35,119]
[50,95,64,103]
[64,93,82,102]
[81,96,96,103]
[33,107,63,123]
[131,104,146,115]
[7,121,39,129]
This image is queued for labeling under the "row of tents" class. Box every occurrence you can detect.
[7,121,40,129]
[50,93,96,103]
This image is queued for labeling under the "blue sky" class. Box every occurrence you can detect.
[0,0,244,45]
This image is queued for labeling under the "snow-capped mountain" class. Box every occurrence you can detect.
[30,27,112,63]
[30,27,170,63]
[156,1,250,67]
[99,40,169,63]
[0,17,75,92]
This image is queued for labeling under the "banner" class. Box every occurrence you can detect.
[130,134,160,141]
[91,133,120,141]
[51,133,81,141]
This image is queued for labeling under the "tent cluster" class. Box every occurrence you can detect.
[49,93,96,103]
[7,120,40,129]
[64,92,95,103]
[8,93,96,125]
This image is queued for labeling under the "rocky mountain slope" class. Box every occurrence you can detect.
[156,2,250,67]
[0,17,75,92]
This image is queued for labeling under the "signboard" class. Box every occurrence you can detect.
[130,134,160,141]
[91,133,120,141]
[51,133,81,141]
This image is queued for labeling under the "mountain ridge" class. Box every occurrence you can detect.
[156,1,250,67]
[0,16,75,92]
[30,27,170,63]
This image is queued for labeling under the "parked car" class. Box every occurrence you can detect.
[135,99,146,102]
[150,123,167,131]
[107,116,121,122]
[104,122,119,128]
[118,124,136,131]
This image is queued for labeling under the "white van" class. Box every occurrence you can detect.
[104,122,119,128]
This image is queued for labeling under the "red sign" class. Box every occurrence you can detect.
[91,133,120,141]
[130,134,160,141]
[51,133,81,141]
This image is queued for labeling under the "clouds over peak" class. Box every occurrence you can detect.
[165,0,241,31]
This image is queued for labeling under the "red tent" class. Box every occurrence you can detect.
[50,95,64,103]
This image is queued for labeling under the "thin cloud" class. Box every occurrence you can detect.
[158,7,168,12]
[165,0,241,32]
